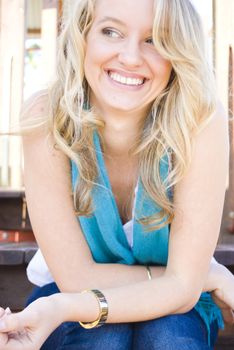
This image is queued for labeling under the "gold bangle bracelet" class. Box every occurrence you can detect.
[146,265,152,280]
[79,289,108,329]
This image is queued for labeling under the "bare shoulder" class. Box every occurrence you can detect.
[21,90,58,159]
[22,90,69,182]
[186,101,230,188]
[195,101,229,154]
[201,101,228,134]
[20,89,50,126]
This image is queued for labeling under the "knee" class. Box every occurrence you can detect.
[60,322,133,350]
[133,317,176,350]
[133,313,210,350]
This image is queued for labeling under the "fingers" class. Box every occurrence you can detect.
[0,309,5,318]
[5,307,11,315]
[0,332,8,347]
[0,307,12,325]
[0,313,24,333]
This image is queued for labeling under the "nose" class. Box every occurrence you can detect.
[118,38,143,68]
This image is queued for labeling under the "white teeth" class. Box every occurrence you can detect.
[120,76,125,84]
[109,72,144,86]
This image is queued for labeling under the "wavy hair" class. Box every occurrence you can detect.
[22,0,217,231]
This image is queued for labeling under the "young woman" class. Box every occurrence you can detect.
[0,0,234,349]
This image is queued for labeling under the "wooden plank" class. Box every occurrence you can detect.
[215,244,234,265]
[0,249,24,265]
[0,189,25,198]
[0,242,37,265]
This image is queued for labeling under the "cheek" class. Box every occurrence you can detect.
[84,40,111,91]
[85,37,116,69]
[151,55,172,83]
[158,56,172,78]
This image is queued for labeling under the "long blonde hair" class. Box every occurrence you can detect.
[22,0,217,230]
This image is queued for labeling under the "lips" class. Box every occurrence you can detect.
[107,70,146,87]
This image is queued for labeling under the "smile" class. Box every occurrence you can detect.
[108,71,145,86]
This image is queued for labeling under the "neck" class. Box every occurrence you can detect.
[93,105,149,158]
[101,122,140,158]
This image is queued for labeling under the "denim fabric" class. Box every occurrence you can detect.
[26,283,219,350]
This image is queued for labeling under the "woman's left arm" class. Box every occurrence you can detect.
[0,105,232,349]
[52,103,231,320]
[164,102,229,299]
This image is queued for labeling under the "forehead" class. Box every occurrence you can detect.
[93,0,154,29]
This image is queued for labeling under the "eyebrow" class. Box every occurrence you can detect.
[96,16,152,33]
[96,16,126,26]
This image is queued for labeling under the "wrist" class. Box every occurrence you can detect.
[50,291,100,324]
[48,293,70,326]
[205,261,225,292]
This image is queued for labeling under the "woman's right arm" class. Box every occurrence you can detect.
[22,92,165,291]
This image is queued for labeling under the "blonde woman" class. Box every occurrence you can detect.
[0,0,234,349]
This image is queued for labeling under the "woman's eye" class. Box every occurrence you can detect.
[102,28,121,38]
[145,37,154,45]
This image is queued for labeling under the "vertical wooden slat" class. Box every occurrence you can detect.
[41,0,58,86]
[227,47,234,233]
[0,0,26,188]
[214,0,233,112]
[215,0,234,239]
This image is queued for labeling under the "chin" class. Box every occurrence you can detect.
[109,103,144,114]
[103,97,148,114]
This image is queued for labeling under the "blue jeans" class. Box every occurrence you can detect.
[26,283,219,350]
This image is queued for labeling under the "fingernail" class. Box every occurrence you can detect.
[5,307,11,314]
[0,320,6,330]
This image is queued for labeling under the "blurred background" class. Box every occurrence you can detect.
[0,0,233,188]
[0,0,233,234]
[0,0,232,236]
[0,2,233,229]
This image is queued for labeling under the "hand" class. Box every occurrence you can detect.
[0,296,62,350]
[210,263,234,324]
[211,292,234,324]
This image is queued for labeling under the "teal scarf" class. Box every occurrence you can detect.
[71,131,223,345]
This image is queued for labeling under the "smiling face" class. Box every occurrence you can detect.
[84,0,172,119]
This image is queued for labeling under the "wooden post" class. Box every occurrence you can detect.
[227,46,234,233]
[215,1,234,240]
[41,0,59,86]
[0,0,26,188]
[214,0,233,112]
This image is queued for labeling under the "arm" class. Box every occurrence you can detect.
[22,93,166,290]
[64,98,231,322]
[0,104,232,349]
[22,94,229,296]
[24,94,229,313]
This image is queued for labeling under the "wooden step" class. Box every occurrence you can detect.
[215,325,234,350]
[215,244,234,266]
[0,242,37,265]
